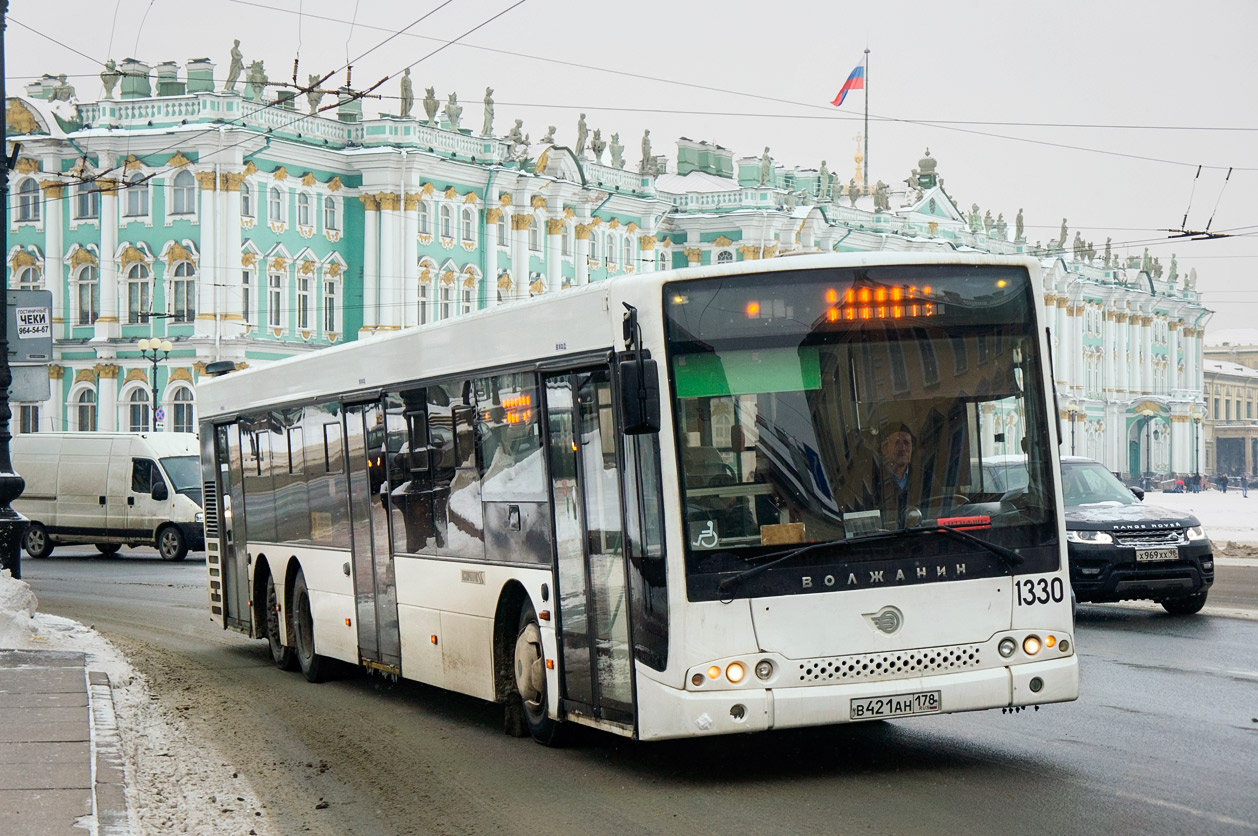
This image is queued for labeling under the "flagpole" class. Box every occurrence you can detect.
[863,47,870,191]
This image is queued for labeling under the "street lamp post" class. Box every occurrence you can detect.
[138,338,172,431]
[0,0,29,578]
[1066,404,1080,455]
[1193,414,1202,477]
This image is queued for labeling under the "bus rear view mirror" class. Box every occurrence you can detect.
[620,357,660,435]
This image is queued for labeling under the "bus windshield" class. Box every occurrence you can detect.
[664,263,1059,600]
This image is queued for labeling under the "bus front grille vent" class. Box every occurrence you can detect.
[202,482,219,538]
[798,644,984,683]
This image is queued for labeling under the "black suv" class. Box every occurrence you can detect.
[1056,457,1213,614]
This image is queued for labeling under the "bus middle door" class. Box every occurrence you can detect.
[344,401,401,674]
[543,368,634,727]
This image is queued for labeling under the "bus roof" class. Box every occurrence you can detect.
[197,251,1042,421]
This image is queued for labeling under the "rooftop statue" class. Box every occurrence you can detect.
[50,74,75,102]
[759,147,772,186]
[640,129,655,175]
[306,73,324,114]
[540,125,556,144]
[848,177,859,206]
[482,87,494,137]
[1185,267,1197,290]
[506,119,525,145]
[100,60,120,100]
[1104,237,1112,268]
[819,160,830,200]
[444,92,462,131]
[399,68,414,118]
[422,87,438,126]
[610,132,624,169]
[983,209,993,234]
[590,128,606,163]
[244,61,267,102]
[873,180,890,212]
[575,113,588,156]
[995,212,1007,239]
[223,40,243,93]
[1058,218,1068,250]
[1015,208,1025,242]
[1168,254,1179,284]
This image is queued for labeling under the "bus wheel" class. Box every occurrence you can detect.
[265,573,298,671]
[23,522,53,559]
[156,526,188,561]
[95,543,121,555]
[292,572,328,683]
[514,602,562,746]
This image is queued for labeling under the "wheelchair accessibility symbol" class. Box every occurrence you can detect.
[689,519,719,549]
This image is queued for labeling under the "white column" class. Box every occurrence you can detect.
[195,171,217,338]
[402,193,419,326]
[220,172,245,339]
[1115,313,1128,396]
[1128,317,1140,397]
[1168,322,1181,393]
[40,174,64,429]
[1141,316,1153,395]
[1054,300,1069,389]
[511,213,530,300]
[575,223,590,285]
[545,217,562,293]
[640,234,657,273]
[95,155,121,342]
[360,194,379,333]
[483,208,501,307]
[98,365,119,431]
[1103,310,1115,401]
[1071,303,1084,399]
[377,193,400,330]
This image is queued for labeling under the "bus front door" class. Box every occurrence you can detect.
[544,369,635,727]
[345,403,401,673]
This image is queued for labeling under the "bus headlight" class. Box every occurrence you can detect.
[755,660,774,680]
[725,662,746,683]
[1022,635,1042,655]
[998,638,1017,657]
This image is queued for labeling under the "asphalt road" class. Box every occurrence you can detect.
[19,549,1258,836]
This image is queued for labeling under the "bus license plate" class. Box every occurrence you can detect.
[850,690,940,721]
[1135,548,1178,562]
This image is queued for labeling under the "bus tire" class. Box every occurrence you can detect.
[292,571,329,683]
[514,602,562,746]
[156,525,188,561]
[23,522,53,559]
[95,543,121,555]
[265,572,298,671]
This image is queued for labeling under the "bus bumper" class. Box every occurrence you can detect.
[635,656,1079,741]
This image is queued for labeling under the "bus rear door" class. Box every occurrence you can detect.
[543,368,635,728]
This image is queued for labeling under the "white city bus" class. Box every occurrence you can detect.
[198,252,1078,743]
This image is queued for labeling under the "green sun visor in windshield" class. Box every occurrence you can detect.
[673,347,821,399]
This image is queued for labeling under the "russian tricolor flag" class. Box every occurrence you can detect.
[831,64,865,107]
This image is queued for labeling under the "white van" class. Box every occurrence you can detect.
[13,432,205,560]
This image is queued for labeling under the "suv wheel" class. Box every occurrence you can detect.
[1160,590,1207,616]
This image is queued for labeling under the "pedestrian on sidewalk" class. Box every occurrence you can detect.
[1243,474,1249,498]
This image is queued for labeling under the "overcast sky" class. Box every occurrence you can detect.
[8,0,1257,336]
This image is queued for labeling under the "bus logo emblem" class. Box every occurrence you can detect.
[864,606,903,635]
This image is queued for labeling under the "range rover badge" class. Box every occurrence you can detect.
[864,606,903,635]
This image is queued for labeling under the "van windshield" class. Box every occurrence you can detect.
[160,455,201,492]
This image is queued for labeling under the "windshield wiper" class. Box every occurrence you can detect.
[715,523,1022,596]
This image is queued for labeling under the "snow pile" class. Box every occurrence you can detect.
[0,570,276,836]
